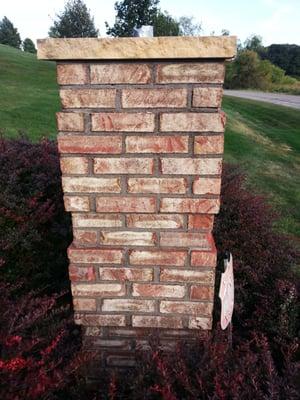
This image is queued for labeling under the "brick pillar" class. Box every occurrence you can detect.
[38,36,236,368]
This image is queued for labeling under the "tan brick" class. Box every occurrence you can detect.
[160,268,214,283]
[191,250,217,267]
[130,250,186,266]
[122,88,187,108]
[60,157,89,175]
[161,158,222,175]
[96,196,156,213]
[128,178,187,194]
[60,89,116,108]
[193,177,221,195]
[64,195,89,211]
[194,135,224,154]
[57,112,84,132]
[127,214,184,229]
[190,285,214,301]
[69,265,96,281]
[73,229,97,245]
[160,232,211,249]
[71,283,125,297]
[132,284,185,298]
[100,231,156,246]
[72,213,122,228]
[160,112,225,132]
[58,135,122,154]
[57,63,89,85]
[102,299,155,313]
[188,215,214,231]
[90,64,151,84]
[160,301,213,316]
[73,298,97,311]
[125,136,188,153]
[156,63,225,83]
[99,267,153,282]
[160,198,220,214]
[91,112,155,132]
[84,327,102,336]
[193,87,223,108]
[94,158,154,174]
[74,314,126,326]
[188,317,212,329]
[62,177,121,193]
[68,247,123,264]
[132,316,183,329]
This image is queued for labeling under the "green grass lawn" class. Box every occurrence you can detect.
[1,44,299,237]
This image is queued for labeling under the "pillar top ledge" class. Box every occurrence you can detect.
[37,36,237,61]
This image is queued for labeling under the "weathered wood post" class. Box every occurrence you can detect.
[37,36,236,368]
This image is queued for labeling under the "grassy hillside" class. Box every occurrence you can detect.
[0,44,299,237]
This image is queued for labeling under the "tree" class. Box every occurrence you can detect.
[178,16,201,36]
[0,16,21,49]
[49,0,98,38]
[244,34,264,53]
[23,38,36,53]
[153,10,181,36]
[106,0,159,37]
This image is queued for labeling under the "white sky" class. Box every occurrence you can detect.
[1,0,299,46]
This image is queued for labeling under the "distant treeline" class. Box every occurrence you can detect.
[260,44,300,78]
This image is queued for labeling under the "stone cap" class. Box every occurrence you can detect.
[37,36,237,60]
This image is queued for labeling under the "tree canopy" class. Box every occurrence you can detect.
[0,17,22,49]
[23,38,36,54]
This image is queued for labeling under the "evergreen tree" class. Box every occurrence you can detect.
[23,38,36,53]
[49,0,98,38]
[153,11,181,36]
[0,17,22,49]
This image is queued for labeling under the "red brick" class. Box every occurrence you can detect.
[90,64,151,84]
[96,196,156,213]
[156,63,225,83]
[58,135,122,154]
[125,136,188,153]
[69,265,96,281]
[99,267,153,282]
[102,299,155,312]
[160,198,220,214]
[129,250,186,266]
[57,112,84,131]
[193,87,223,108]
[132,284,185,298]
[73,229,97,245]
[160,112,225,132]
[100,231,156,246]
[62,177,121,193]
[193,177,221,195]
[94,158,154,174]
[160,232,211,249]
[127,214,184,229]
[91,112,155,132]
[160,268,214,283]
[160,301,213,316]
[72,213,122,228]
[132,316,183,329]
[161,158,222,175]
[73,298,97,311]
[60,89,116,108]
[60,157,89,174]
[188,317,212,329]
[188,215,214,231]
[127,178,187,194]
[71,283,125,297]
[106,355,136,367]
[57,63,89,85]
[68,247,123,264]
[194,135,224,154]
[190,285,214,301]
[64,195,89,211]
[122,88,187,108]
[74,314,126,326]
[191,250,217,267]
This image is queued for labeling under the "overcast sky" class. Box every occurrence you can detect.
[1,0,299,46]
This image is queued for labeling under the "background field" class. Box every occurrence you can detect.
[1,44,299,237]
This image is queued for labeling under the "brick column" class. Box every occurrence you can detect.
[38,36,236,368]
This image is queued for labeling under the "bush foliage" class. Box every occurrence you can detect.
[0,138,299,399]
